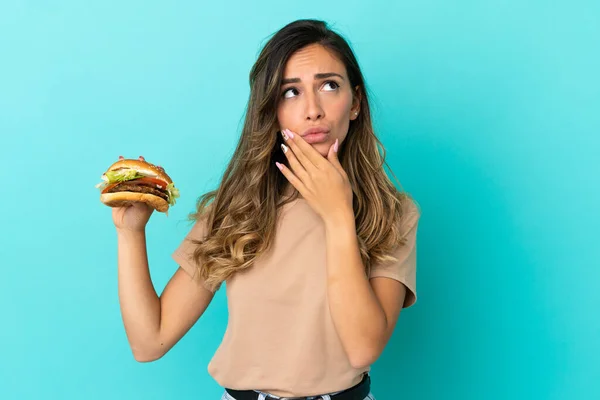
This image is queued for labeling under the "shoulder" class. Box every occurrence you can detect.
[398,195,421,235]
[183,202,215,240]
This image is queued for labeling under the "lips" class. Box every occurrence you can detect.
[302,126,330,137]
[300,126,330,144]
[303,132,329,144]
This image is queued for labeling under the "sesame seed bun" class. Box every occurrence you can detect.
[105,159,172,184]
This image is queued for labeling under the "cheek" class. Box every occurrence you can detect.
[331,96,353,135]
[277,103,302,131]
[276,106,286,128]
[330,94,352,115]
[276,101,295,127]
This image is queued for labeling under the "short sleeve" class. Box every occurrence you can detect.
[171,216,221,293]
[369,201,421,308]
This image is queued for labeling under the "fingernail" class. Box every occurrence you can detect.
[281,130,289,141]
[281,143,288,153]
[285,129,295,139]
[334,139,339,152]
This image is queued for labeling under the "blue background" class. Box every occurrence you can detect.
[1,1,598,399]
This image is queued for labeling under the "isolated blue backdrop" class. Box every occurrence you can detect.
[1,1,598,399]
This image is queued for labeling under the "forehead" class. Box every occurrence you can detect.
[283,44,346,78]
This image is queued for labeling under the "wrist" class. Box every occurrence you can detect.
[324,209,355,232]
[116,228,146,239]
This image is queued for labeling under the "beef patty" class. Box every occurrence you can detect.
[107,181,169,202]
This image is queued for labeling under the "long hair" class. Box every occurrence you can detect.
[188,19,420,292]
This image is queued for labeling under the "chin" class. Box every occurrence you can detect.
[312,143,330,157]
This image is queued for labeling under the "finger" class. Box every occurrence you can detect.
[282,129,322,172]
[275,162,307,196]
[327,139,345,175]
[281,142,309,185]
[283,128,315,171]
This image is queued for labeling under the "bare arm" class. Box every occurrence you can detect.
[117,228,214,362]
[323,213,406,369]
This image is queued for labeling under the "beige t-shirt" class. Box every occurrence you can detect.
[171,196,420,397]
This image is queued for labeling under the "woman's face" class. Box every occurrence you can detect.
[276,44,360,157]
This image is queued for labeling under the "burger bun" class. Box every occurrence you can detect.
[105,159,173,184]
[100,192,169,213]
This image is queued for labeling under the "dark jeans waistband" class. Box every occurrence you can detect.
[224,373,371,400]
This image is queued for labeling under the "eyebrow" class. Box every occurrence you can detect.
[281,72,344,85]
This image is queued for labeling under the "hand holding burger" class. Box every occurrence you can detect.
[96,156,180,215]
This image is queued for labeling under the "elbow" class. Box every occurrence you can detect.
[132,347,164,363]
[134,353,159,363]
[134,352,163,363]
[349,353,376,370]
[135,357,154,363]
[348,345,381,370]
[347,328,387,369]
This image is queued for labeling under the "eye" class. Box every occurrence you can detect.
[282,87,299,99]
[281,81,340,99]
[323,81,340,91]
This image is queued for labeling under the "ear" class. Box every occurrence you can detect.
[351,85,362,120]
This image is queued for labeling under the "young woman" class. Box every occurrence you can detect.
[113,19,421,400]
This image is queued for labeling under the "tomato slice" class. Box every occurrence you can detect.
[100,177,168,194]
[101,182,120,194]
[135,177,168,189]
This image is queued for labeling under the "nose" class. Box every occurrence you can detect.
[304,91,324,121]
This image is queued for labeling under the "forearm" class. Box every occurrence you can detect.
[116,229,161,360]
[324,212,387,368]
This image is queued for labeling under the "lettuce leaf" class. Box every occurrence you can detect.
[95,169,145,190]
[166,183,180,206]
[105,169,145,183]
[95,180,108,190]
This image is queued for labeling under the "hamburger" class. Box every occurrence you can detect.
[96,156,180,213]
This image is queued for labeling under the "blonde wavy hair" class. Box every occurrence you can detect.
[188,19,420,292]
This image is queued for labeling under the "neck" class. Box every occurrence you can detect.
[283,184,302,199]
